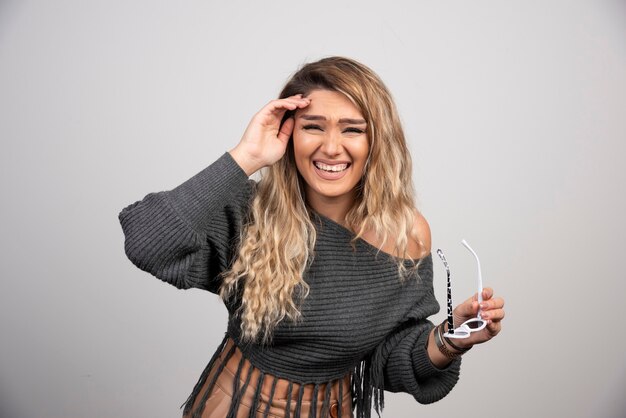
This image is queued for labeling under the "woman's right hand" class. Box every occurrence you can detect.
[229,94,311,176]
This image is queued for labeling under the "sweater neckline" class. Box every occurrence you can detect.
[310,210,429,265]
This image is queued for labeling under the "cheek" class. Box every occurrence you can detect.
[292,132,316,161]
[291,133,308,175]
[292,131,306,152]
[352,140,370,166]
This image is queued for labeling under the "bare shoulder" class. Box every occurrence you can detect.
[408,209,432,259]
[360,209,432,260]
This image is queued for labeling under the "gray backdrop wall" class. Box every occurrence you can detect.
[1,1,625,417]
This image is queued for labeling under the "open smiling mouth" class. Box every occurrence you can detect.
[312,161,351,180]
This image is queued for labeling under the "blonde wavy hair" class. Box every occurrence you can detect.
[219,56,422,345]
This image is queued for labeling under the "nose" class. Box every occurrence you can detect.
[320,129,343,156]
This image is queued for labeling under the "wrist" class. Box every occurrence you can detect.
[228,146,264,177]
[426,326,454,369]
[441,321,472,353]
[433,322,469,360]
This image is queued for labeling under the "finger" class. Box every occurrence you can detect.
[483,296,505,311]
[455,299,479,318]
[282,96,310,106]
[256,100,302,126]
[269,98,309,123]
[486,319,502,336]
[482,287,494,301]
[277,117,294,143]
[470,289,488,303]
[479,296,504,311]
[479,308,505,322]
[266,97,309,114]
[294,97,311,109]
[467,291,481,303]
[286,100,311,111]
[268,100,298,113]
[282,94,311,105]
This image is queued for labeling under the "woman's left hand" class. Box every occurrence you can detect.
[450,287,505,349]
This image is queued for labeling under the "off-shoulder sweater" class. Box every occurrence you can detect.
[118,152,461,418]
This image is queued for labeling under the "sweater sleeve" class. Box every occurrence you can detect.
[118,152,255,293]
[371,318,461,404]
[369,256,462,405]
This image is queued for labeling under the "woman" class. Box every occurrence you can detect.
[118,56,505,418]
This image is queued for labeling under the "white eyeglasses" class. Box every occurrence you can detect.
[436,239,487,339]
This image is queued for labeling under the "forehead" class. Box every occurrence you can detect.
[297,89,364,120]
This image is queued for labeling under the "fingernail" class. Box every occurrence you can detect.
[480,303,488,310]
[481,312,489,319]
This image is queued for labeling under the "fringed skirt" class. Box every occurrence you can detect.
[182,337,354,418]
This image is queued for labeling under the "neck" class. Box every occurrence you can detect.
[306,191,358,227]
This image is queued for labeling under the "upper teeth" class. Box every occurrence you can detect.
[314,162,349,172]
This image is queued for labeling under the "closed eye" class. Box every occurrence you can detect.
[303,124,323,131]
[303,125,365,134]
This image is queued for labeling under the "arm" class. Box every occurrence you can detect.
[369,253,462,405]
[118,151,254,292]
[408,210,460,369]
[368,211,461,404]
[371,318,461,404]
[118,95,311,292]
[371,214,506,404]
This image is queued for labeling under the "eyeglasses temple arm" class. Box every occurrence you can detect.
[461,239,484,318]
[436,249,455,333]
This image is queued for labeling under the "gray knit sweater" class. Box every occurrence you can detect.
[118,152,461,418]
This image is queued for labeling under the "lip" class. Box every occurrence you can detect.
[313,159,352,165]
[312,161,350,180]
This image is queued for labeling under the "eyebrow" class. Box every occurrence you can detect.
[299,114,367,125]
